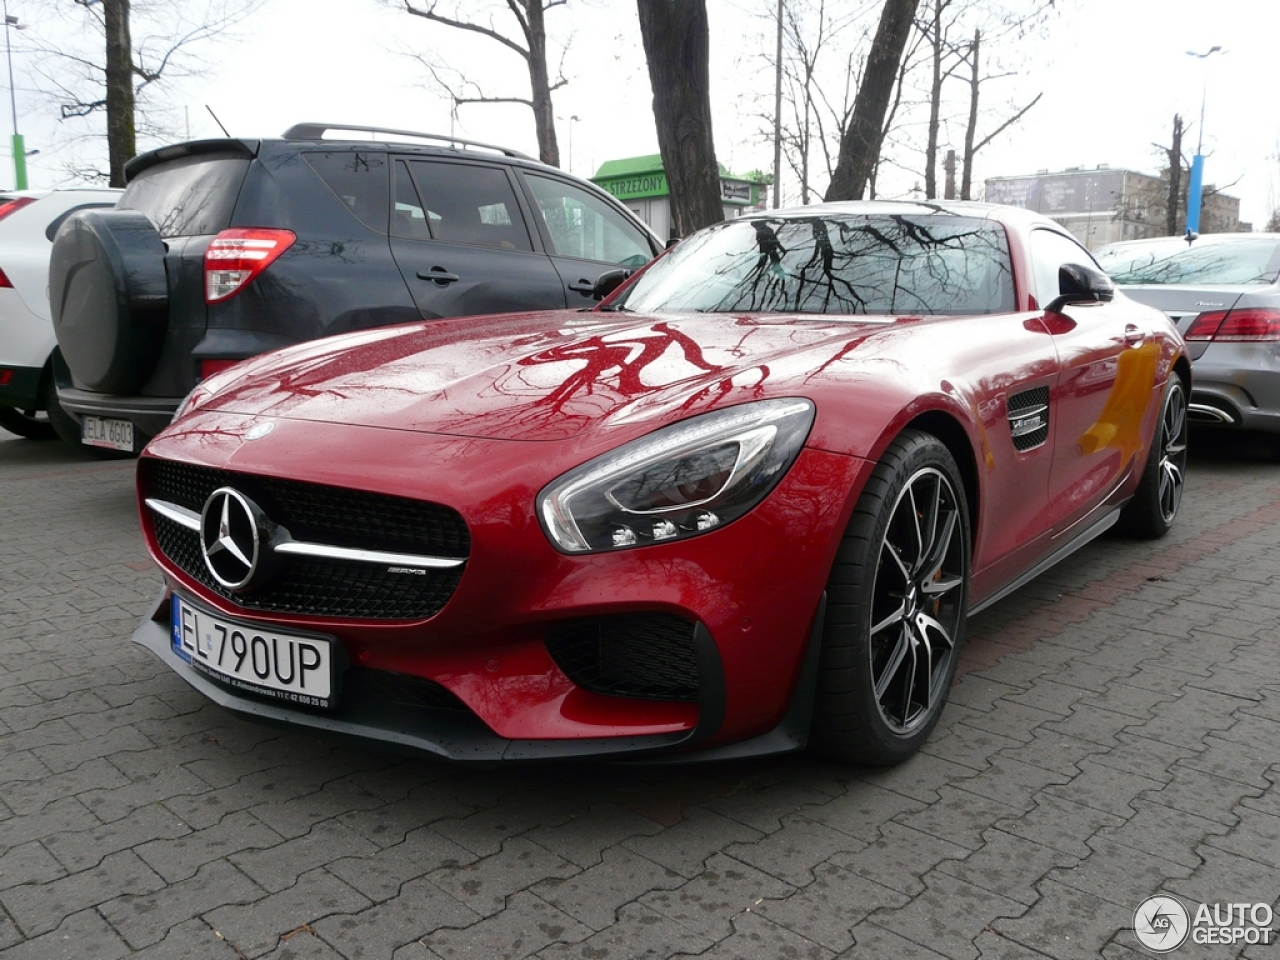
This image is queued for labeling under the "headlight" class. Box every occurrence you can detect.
[538,398,815,553]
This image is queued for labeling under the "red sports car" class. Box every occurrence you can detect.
[132,201,1188,765]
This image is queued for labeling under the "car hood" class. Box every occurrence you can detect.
[192,309,908,442]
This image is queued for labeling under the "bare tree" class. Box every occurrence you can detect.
[29,0,258,185]
[636,0,723,236]
[825,0,920,202]
[958,26,1041,200]
[769,0,863,205]
[396,1,566,166]
[102,0,134,187]
[1163,115,1184,235]
[919,0,960,199]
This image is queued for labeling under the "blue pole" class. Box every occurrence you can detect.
[1185,154,1204,236]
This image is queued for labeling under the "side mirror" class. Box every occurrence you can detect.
[592,268,631,301]
[1044,262,1115,314]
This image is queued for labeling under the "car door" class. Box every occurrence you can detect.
[388,158,567,320]
[1030,228,1151,538]
[518,172,658,307]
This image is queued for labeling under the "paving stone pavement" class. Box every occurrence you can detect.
[1,428,1277,959]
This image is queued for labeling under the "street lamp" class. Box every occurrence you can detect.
[1184,46,1224,238]
[2,1,24,190]
[557,114,579,173]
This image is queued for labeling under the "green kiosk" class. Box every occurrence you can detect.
[591,155,768,241]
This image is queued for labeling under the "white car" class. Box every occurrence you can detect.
[0,188,121,440]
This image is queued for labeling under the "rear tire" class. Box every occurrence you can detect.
[44,375,83,447]
[811,430,970,766]
[0,404,56,440]
[1116,375,1187,539]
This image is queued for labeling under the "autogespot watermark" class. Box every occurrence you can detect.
[1134,894,1276,952]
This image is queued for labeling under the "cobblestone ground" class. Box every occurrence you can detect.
[1,428,1277,960]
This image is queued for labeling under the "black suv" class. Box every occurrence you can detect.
[49,123,661,453]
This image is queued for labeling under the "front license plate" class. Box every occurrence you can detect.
[82,415,133,451]
[170,595,335,708]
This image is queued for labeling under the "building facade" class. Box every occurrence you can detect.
[985,167,1243,250]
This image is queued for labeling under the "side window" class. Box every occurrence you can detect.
[524,174,653,267]
[1029,229,1098,309]
[391,161,432,239]
[303,151,390,234]
[403,160,533,252]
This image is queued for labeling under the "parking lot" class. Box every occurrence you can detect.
[1,427,1277,960]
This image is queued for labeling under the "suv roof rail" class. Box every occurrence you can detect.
[282,123,534,160]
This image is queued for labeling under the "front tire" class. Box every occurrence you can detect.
[812,430,970,765]
[1116,375,1187,539]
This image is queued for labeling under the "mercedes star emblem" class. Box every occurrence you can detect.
[200,487,266,591]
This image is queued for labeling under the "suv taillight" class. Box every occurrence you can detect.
[1185,307,1280,342]
[204,228,296,303]
[0,196,35,222]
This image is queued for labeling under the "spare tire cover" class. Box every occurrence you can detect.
[49,209,169,394]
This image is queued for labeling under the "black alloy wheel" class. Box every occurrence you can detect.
[1117,375,1188,539]
[813,429,970,765]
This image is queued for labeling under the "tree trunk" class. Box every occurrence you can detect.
[960,28,979,201]
[637,0,723,237]
[104,0,136,187]
[1165,114,1183,236]
[524,1,560,167]
[923,0,942,199]
[825,0,919,202]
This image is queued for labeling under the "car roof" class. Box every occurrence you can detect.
[739,199,1065,232]
[1099,233,1280,252]
[126,126,585,184]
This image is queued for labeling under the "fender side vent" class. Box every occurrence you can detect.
[1008,386,1050,451]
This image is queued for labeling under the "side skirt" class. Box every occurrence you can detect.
[967,506,1122,617]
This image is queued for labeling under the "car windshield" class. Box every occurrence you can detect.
[616,213,1015,316]
[1096,237,1280,286]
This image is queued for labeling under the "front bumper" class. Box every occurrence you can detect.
[133,587,827,763]
[136,413,869,762]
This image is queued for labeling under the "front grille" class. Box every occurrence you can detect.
[1007,386,1050,451]
[545,614,700,702]
[143,459,468,620]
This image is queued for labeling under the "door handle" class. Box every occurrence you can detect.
[567,279,596,295]
[417,268,461,285]
[1123,324,1145,346]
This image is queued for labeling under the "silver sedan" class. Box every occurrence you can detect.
[1095,233,1280,440]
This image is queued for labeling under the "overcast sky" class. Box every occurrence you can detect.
[11,0,1277,228]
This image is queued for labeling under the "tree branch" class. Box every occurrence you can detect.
[402,1,529,59]
[972,92,1042,154]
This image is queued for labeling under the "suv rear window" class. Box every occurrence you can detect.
[304,151,389,233]
[121,152,249,238]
